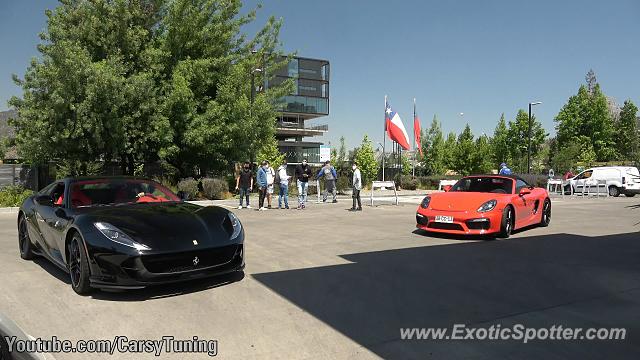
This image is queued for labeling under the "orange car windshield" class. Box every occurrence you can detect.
[450,177,514,194]
[70,179,180,208]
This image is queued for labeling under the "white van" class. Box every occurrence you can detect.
[568,166,640,197]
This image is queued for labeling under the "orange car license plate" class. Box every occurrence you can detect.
[435,215,454,223]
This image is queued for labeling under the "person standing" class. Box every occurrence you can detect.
[235,162,253,209]
[276,159,291,209]
[317,160,338,203]
[295,158,312,209]
[265,161,276,209]
[350,162,362,211]
[499,162,512,175]
[257,161,269,211]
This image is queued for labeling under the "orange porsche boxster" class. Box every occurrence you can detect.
[416,175,551,238]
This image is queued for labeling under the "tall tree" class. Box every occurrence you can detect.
[421,116,447,175]
[586,69,597,95]
[555,80,617,162]
[354,135,378,186]
[471,134,493,174]
[443,131,457,172]
[490,113,509,166]
[616,100,639,162]
[9,0,292,177]
[507,110,546,173]
[452,124,475,175]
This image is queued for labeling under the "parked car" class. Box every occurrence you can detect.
[17,177,245,295]
[567,166,640,197]
[416,175,550,238]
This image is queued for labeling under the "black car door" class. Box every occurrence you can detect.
[34,182,67,265]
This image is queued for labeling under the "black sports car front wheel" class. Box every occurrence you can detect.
[69,233,92,295]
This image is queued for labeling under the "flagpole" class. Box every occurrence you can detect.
[382,95,387,181]
[412,98,416,177]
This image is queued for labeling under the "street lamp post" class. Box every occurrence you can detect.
[527,101,542,174]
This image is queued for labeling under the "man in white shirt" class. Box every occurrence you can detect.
[351,162,362,211]
[265,161,276,209]
[276,159,291,209]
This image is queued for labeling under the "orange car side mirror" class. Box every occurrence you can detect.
[519,187,531,196]
[443,185,452,192]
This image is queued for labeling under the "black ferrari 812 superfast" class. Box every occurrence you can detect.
[17,177,245,295]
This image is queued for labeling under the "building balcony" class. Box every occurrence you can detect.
[276,122,328,137]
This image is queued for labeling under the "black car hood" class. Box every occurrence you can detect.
[79,202,233,252]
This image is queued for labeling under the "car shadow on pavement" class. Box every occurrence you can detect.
[90,271,245,302]
[253,232,640,359]
[33,257,71,285]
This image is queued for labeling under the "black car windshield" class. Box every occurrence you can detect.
[67,179,180,208]
[450,177,514,194]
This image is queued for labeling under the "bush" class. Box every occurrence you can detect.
[202,178,229,200]
[0,185,34,207]
[416,175,461,190]
[177,178,199,200]
[336,176,351,194]
[400,175,418,190]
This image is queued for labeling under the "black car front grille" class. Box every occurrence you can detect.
[416,214,429,226]
[466,219,491,230]
[427,222,464,231]
[141,244,241,274]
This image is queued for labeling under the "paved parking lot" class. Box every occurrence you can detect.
[1,196,640,359]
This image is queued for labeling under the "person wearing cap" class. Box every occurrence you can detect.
[317,160,338,203]
[499,162,512,175]
[350,162,362,211]
[295,158,313,209]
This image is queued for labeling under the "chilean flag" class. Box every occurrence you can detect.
[414,114,422,156]
[385,102,411,150]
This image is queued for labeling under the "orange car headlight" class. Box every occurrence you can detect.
[477,199,497,213]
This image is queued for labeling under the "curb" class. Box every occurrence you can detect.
[0,207,19,214]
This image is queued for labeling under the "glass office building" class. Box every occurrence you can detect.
[268,57,330,164]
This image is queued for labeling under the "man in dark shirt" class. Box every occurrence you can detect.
[295,158,312,209]
[235,162,253,209]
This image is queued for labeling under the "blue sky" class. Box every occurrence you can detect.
[2,0,639,150]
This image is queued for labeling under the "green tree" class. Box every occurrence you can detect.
[555,81,617,162]
[507,110,547,173]
[421,116,447,175]
[354,135,378,186]
[491,113,510,165]
[616,100,639,162]
[551,136,596,173]
[9,0,292,177]
[256,137,284,169]
[452,124,475,175]
[471,134,493,174]
[443,131,457,172]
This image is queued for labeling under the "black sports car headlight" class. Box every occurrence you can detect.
[477,200,497,213]
[94,222,151,251]
[420,196,431,209]
[226,212,242,239]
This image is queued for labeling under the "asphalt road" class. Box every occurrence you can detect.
[1,196,640,359]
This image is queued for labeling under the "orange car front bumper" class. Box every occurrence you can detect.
[415,207,503,235]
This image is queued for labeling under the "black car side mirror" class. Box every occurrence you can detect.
[34,194,54,206]
[177,191,188,201]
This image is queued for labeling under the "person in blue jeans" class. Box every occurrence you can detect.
[276,159,291,209]
[256,161,269,211]
[295,158,312,209]
[235,162,253,209]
